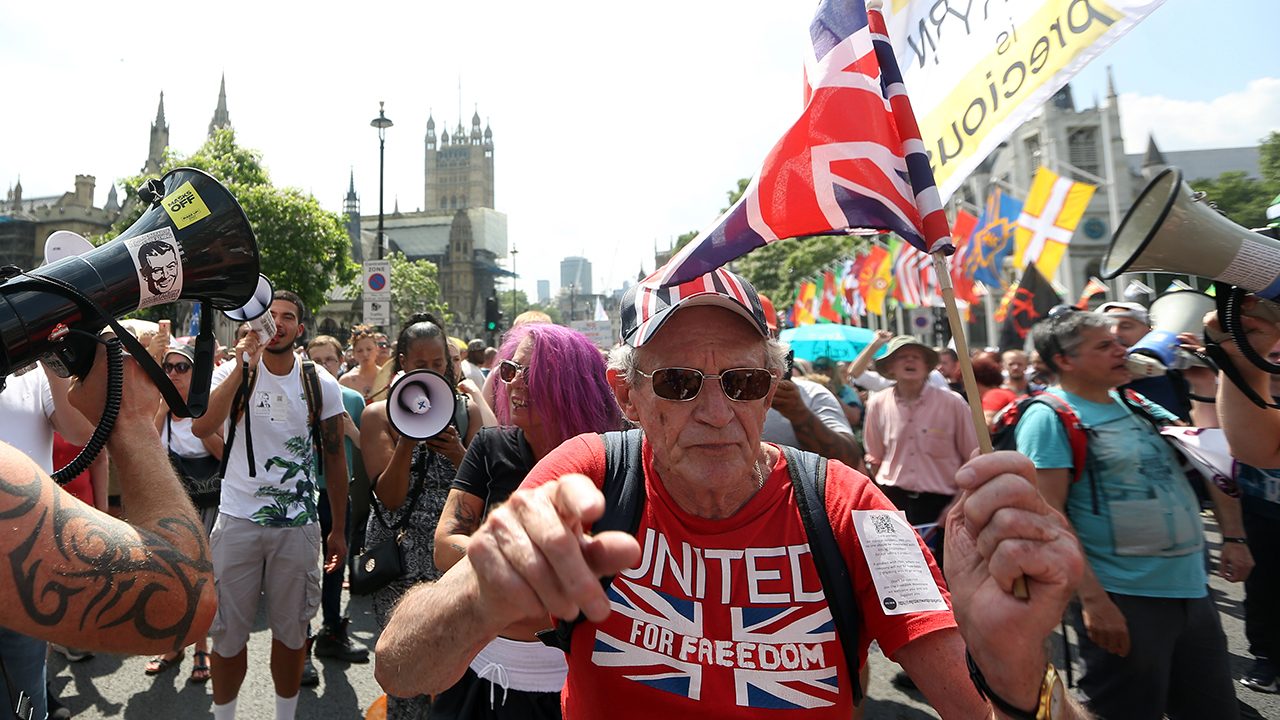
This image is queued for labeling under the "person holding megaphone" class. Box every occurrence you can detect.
[358,313,482,719]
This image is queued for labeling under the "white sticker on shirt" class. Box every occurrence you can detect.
[270,392,289,423]
[251,391,272,417]
[852,510,948,615]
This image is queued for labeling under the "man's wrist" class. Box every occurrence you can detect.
[967,646,1046,717]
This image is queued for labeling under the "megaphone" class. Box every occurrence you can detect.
[43,231,96,265]
[1126,291,1217,375]
[224,274,277,345]
[0,167,260,378]
[1102,167,1280,299]
[386,370,458,440]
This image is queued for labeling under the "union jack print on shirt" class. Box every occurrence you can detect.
[653,0,952,289]
[591,575,842,710]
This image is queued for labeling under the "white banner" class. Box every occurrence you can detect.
[885,0,1167,200]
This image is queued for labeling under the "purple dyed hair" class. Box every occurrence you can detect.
[495,324,623,448]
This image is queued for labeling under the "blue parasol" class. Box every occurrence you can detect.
[778,324,877,363]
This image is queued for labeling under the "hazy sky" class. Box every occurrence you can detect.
[3,0,1276,300]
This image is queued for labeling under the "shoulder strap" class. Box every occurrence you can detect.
[538,428,645,653]
[301,360,324,460]
[219,364,257,479]
[1119,388,1169,430]
[781,445,863,703]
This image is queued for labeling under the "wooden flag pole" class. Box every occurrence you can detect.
[932,251,1029,599]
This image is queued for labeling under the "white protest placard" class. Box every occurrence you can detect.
[571,320,615,350]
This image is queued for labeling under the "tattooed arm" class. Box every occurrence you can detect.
[433,489,485,572]
[320,414,349,573]
[0,346,216,655]
[769,379,866,473]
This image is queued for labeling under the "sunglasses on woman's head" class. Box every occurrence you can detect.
[636,367,776,402]
[498,359,528,384]
[163,361,192,374]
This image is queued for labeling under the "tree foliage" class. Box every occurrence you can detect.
[345,251,448,328]
[110,128,357,320]
[1188,132,1280,230]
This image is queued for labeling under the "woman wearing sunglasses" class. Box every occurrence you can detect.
[145,344,225,683]
[430,323,623,720]
[360,314,482,720]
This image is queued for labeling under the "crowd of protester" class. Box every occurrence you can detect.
[8,273,1279,720]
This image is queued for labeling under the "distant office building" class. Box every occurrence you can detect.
[560,256,592,296]
[536,279,550,304]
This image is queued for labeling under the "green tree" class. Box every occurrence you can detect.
[1187,132,1280,230]
[346,251,448,328]
[110,128,357,320]
[1189,171,1273,229]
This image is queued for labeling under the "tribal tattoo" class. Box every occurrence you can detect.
[0,462,212,652]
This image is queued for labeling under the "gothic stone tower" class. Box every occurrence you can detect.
[424,109,494,213]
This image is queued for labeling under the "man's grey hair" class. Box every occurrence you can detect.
[607,337,791,385]
[1031,310,1114,372]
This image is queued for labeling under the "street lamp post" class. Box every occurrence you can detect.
[370,101,394,261]
[510,245,519,320]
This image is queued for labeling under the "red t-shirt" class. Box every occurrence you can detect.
[53,433,94,507]
[522,434,956,719]
[981,387,1018,415]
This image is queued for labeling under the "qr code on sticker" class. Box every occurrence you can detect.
[870,513,896,535]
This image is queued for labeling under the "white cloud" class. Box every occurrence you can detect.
[1119,77,1280,153]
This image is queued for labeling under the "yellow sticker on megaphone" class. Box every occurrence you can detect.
[162,180,212,229]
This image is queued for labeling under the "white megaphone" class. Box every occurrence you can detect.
[43,231,97,265]
[386,370,458,440]
[1126,291,1217,376]
[223,274,276,345]
[1103,167,1280,303]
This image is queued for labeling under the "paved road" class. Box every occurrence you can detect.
[50,523,1277,719]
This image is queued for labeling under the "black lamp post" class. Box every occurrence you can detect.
[510,245,519,319]
[370,101,393,260]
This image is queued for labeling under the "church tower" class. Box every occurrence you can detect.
[344,169,363,263]
[208,74,231,137]
[144,93,169,174]
[424,106,494,213]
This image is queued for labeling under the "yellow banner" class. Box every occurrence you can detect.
[1014,167,1097,280]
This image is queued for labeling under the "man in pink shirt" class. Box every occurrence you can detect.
[862,336,977,539]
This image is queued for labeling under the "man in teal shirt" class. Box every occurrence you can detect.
[1015,307,1250,719]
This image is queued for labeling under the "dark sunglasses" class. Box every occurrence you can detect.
[636,367,776,402]
[498,359,528,384]
[376,341,389,348]
[163,361,192,374]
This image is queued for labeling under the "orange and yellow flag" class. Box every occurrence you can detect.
[1014,167,1097,281]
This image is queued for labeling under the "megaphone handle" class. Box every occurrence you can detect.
[185,303,217,417]
[52,335,123,485]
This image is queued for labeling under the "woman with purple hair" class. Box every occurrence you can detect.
[432,323,623,720]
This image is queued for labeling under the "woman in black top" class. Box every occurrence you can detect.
[432,322,623,720]
[361,314,482,720]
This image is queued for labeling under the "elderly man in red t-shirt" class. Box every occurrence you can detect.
[375,269,1086,720]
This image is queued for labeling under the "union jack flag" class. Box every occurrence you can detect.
[652,0,952,288]
[592,576,842,709]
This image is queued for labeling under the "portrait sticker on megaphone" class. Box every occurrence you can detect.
[386,370,457,440]
[123,228,184,309]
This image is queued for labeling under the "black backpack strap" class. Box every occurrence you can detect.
[538,428,645,653]
[301,360,325,461]
[781,444,863,703]
[218,363,257,479]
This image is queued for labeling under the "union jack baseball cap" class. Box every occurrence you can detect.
[620,268,770,347]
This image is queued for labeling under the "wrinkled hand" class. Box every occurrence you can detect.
[946,451,1084,708]
[69,337,162,428]
[1219,542,1254,583]
[1081,594,1130,657]
[466,474,641,631]
[324,531,348,574]
[769,379,808,421]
